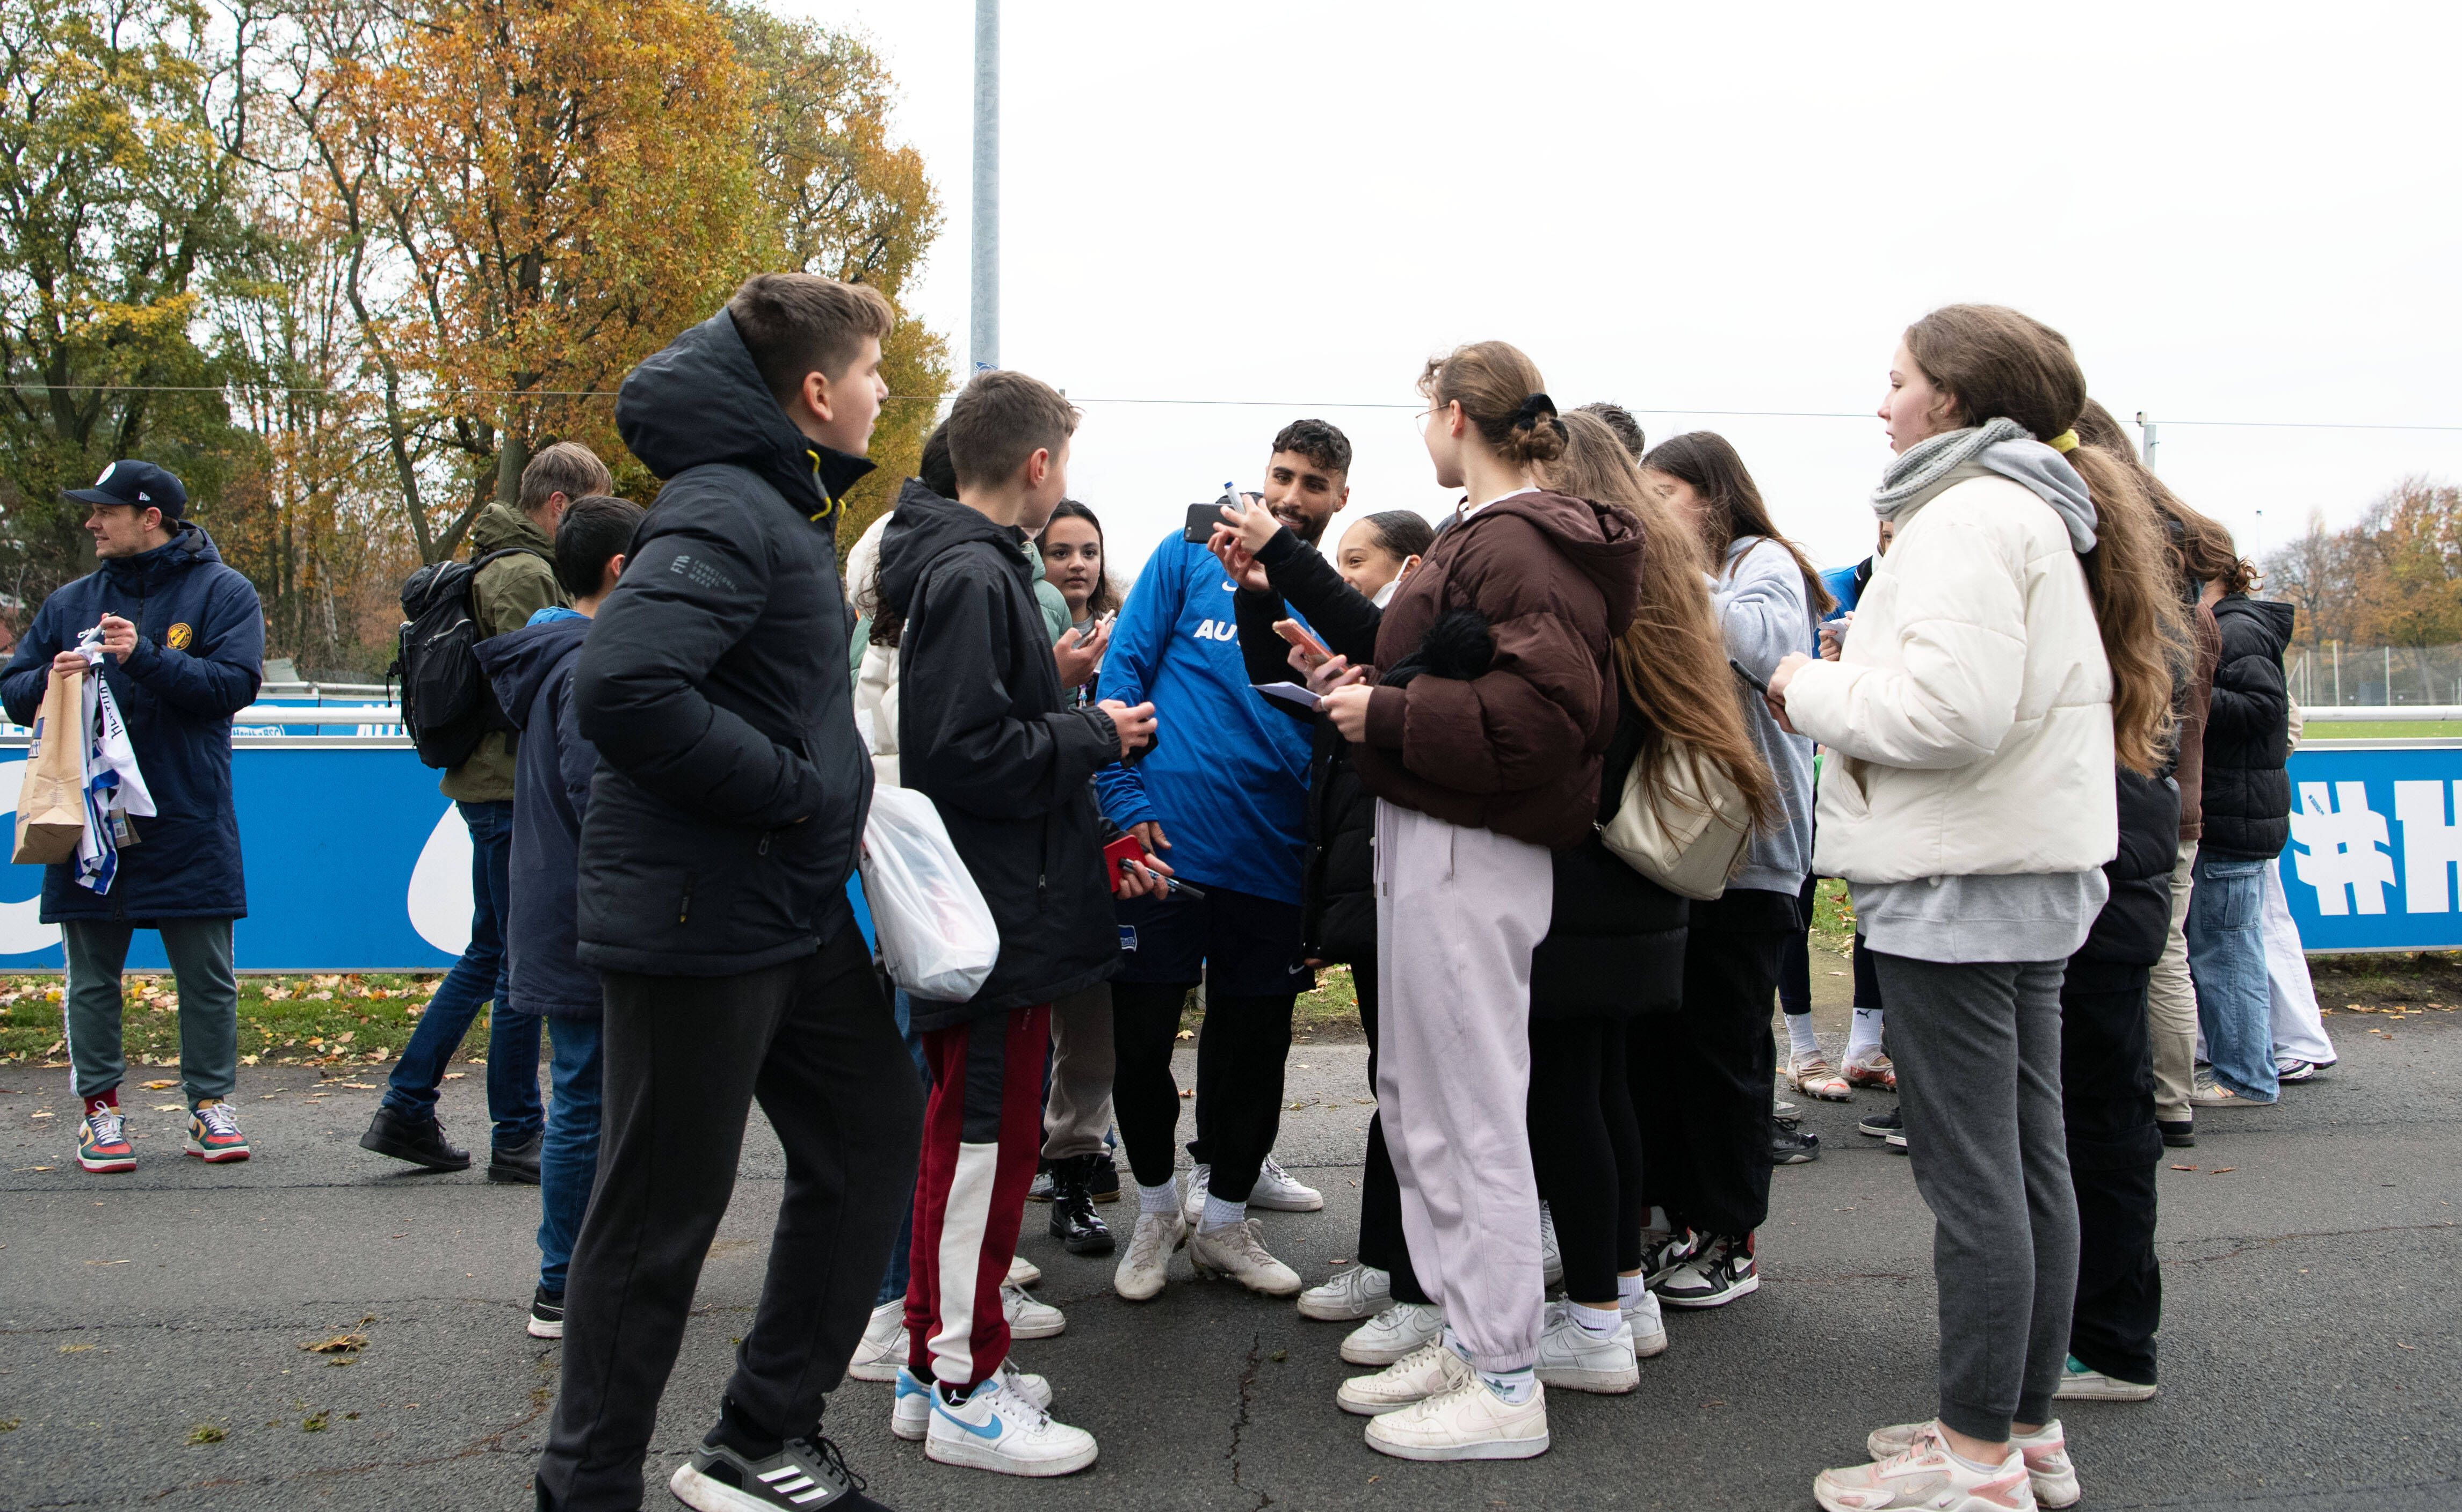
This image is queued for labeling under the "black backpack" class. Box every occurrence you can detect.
[392,548,527,770]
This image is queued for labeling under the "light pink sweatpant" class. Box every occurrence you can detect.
[1372,798,1554,1372]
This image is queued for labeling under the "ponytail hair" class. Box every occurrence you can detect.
[1546,411,1778,833]
[1419,341,1568,469]
[1902,304,2183,776]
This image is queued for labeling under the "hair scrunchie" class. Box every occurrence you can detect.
[1507,391,1566,438]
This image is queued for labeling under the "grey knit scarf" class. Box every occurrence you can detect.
[1872,417,2098,552]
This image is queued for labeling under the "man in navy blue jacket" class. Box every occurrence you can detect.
[0,461,263,1173]
[475,493,643,1344]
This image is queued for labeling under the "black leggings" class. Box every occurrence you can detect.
[1355,961,1430,1303]
[1633,899,1783,1239]
[1111,980,1293,1204]
[2059,964,2163,1385]
[1527,1016,1644,1305]
[1778,871,1820,1017]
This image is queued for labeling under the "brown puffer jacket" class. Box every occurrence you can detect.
[1354,489,1642,848]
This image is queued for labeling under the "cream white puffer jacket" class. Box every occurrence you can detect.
[1789,473,2116,883]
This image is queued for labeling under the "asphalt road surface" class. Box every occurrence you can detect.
[2,988,2453,1511]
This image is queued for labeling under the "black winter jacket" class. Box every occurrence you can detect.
[1235,529,1384,964]
[572,310,875,977]
[2198,595,2295,860]
[880,487,1124,1026]
[1529,704,1689,1019]
[477,614,600,1018]
[0,524,262,922]
[2068,766,2182,981]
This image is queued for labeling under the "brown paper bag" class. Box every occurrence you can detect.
[13,666,87,866]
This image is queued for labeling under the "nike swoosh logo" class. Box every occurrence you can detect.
[933,1401,1004,1440]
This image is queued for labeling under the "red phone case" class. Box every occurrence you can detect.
[1102,832,1147,895]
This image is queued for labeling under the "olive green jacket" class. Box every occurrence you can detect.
[440,504,570,803]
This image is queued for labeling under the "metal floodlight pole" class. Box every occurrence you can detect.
[970,0,999,373]
[2135,410,2159,474]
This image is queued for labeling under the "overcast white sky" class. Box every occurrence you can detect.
[780,0,2462,579]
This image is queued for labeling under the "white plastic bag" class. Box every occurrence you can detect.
[859,784,1000,1002]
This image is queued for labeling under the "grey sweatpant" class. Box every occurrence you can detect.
[1871,951,2079,1443]
[1373,799,1553,1373]
[2146,840,2199,1123]
[62,917,240,1110]
[1040,982,1114,1161]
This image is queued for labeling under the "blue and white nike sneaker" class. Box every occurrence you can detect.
[922,1372,1096,1476]
[890,1359,1051,1442]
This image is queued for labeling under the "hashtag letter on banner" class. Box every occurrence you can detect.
[2290,781,2395,916]
[2394,780,2462,914]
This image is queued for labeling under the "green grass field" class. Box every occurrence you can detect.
[0,973,446,1070]
[2304,720,2462,740]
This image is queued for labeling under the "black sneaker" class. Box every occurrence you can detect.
[669,1432,886,1511]
[1085,1149,1121,1203]
[2159,1118,2196,1148]
[1772,1116,1821,1165]
[1026,1162,1056,1203]
[1656,1232,1758,1309]
[1047,1155,1115,1256]
[527,1286,564,1340]
[1639,1227,1699,1285]
[1857,1106,1902,1140]
[360,1105,472,1172]
[490,1132,542,1185]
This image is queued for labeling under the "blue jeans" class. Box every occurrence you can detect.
[381,800,545,1143]
[2185,854,2279,1103]
[537,1016,604,1295]
[873,987,931,1306]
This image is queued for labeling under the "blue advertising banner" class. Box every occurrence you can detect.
[2277,742,2462,952]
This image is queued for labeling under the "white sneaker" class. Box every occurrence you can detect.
[923,1375,1097,1477]
[1336,1338,1473,1415]
[1188,1217,1303,1296]
[1300,1263,1392,1322]
[1364,1376,1550,1461]
[1113,1209,1184,1302]
[1341,1300,1444,1366]
[1817,1431,2031,1511]
[1534,1302,1637,1393]
[1181,1165,1209,1228]
[1621,1285,1668,1358]
[1539,1202,1565,1289]
[2054,1354,2157,1402]
[846,1298,907,1382]
[1005,1254,1040,1289]
[893,1360,1049,1441]
[1864,1419,2078,1509]
[1002,1281,1065,1340]
[1250,1154,1324,1211]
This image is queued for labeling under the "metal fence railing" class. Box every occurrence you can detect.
[2287,644,2462,708]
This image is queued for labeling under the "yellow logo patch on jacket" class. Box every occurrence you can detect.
[164,622,193,650]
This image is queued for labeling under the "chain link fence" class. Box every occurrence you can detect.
[2289,643,2462,707]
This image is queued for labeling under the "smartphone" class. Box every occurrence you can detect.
[1728,658,1770,698]
[1183,501,1226,544]
[1276,620,1331,661]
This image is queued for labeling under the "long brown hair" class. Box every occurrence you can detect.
[2073,399,2255,595]
[1418,341,1569,469]
[1546,411,1778,831]
[1039,499,1124,620]
[1902,304,2179,776]
[1639,431,1836,616]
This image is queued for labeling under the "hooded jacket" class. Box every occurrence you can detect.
[571,310,875,977]
[476,614,599,1017]
[1355,489,1642,849]
[1,522,263,922]
[440,503,567,804]
[2198,595,2295,860]
[1791,472,2117,883]
[881,489,1124,1025]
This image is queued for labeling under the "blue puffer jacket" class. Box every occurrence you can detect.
[0,524,264,922]
[476,613,600,1018]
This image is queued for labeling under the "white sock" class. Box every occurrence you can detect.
[1616,1273,1647,1309]
[1943,1443,2010,1474]
[1200,1192,1246,1231]
[1138,1179,1179,1215]
[1478,1366,1538,1405]
[1847,1006,1885,1059]
[1785,1012,1821,1058]
[1566,1302,1619,1340]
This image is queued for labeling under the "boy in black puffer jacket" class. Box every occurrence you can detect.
[2184,592,2295,1109]
[877,369,1158,1478]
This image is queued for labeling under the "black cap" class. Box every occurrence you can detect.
[63,460,186,520]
